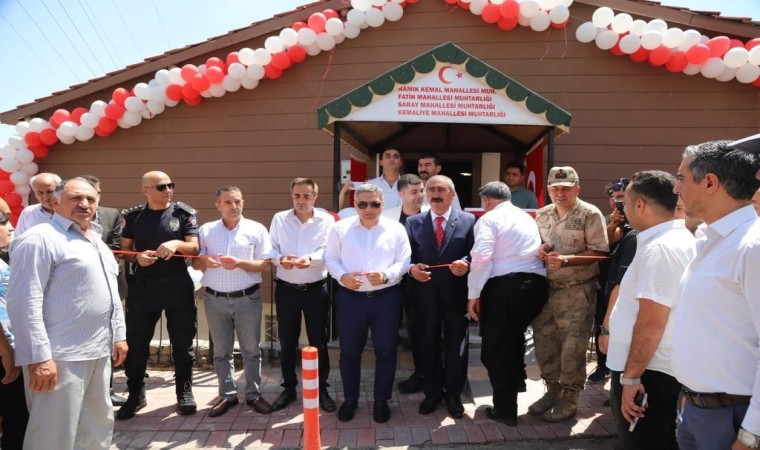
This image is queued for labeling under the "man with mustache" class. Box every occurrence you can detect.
[14,172,61,236]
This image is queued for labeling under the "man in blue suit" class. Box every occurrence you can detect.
[406,175,475,419]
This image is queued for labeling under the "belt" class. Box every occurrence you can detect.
[343,284,398,298]
[132,274,186,284]
[274,278,326,291]
[549,277,596,289]
[205,284,260,299]
[682,387,751,409]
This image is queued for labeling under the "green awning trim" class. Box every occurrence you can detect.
[318,42,572,130]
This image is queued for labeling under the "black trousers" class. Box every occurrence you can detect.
[610,369,680,450]
[274,281,330,390]
[480,272,548,418]
[0,360,28,450]
[124,272,197,394]
[593,287,608,368]
[401,276,422,375]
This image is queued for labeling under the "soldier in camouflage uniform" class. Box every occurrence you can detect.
[529,166,609,422]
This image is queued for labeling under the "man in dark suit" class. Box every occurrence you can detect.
[406,175,475,419]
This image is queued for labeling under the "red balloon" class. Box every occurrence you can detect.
[444,0,457,4]
[184,96,202,106]
[70,107,87,124]
[610,42,624,57]
[753,76,760,87]
[630,47,650,62]
[10,212,20,227]
[181,64,199,83]
[94,127,110,138]
[39,128,59,146]
[98,117,118,133]
[407,0,419,3]
[104,103,125,120]
[292,21,307,31]
[287,45,307,63]
[24,132,41,147]
[206,57,226,72]
[50,109,70,129]
[0,171,9,180]
[264,64,283,80]
[499,0,519,19]
[746,38,760,51]
[29,145,49,158]
[730,39,744,49]
[0,181,14,195]
[666,51,688,73]
[458,0,470,9]
[3,193,22,208]
[206,66,225,84]
[550,19,568,29]
[481,4,501,24]
[112,88,129,106]
[181,83,200,99]
[497,17,518,31]
[226,52,240,66]
[165,84,183,101]
[686,44,710,65]
[271,52,293,70]
[706,36,730,58]
[308,13,326,33]
[190,73,210,92]
[323,9,338,20]
[649,45,672,66]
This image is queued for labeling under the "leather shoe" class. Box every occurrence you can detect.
[319,388,336,412]
[373,400,390,423]
[111,393,127,407]
[418,396,440,415]
[270,390,297,412]
[115,394,146,420]
[485,406,517,427]
[337,401,357,422]
[397,372,424,394]
[447,396,464,419]
[208,397,239,417]
[246,397,272,414]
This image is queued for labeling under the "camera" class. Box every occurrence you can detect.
[614,200,625,215]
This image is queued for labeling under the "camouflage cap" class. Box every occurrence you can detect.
[547,166,579,187]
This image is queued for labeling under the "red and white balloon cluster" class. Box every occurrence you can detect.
[577,7,760,84]
[449,0,572,31]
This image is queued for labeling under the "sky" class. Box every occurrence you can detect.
[0,0,758,143]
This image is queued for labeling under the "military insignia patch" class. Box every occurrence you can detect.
[170,218,180,231]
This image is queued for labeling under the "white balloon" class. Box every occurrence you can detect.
[520,0,540,18]
[749,46,760,66]
[662,28,684,48]
[264,36,285,54]
[0,158,20,173]
[724,47,750,69]
[645,19,667,33]
[200,89,213,99]
[134,83,151,100]
[148,78,159,89]
[14,148,34,165]
[297,27,318,46]
[610,13,633,34]
[539,0,558,10]
[165,99,179,107]
[241,77,259,90]
[80,112,99,129]
[124,97,144,113]
[246,64,265,81]
[351,0,372,11]
[369,0,386,5]
[21,162,38,176]
[150,86,167,103]
[29,118,49,132]
[469,0,487,15]
[56,127,69,142]
[14,122,29,137]
[549,5,569,24]
[383,2,404,21]
[529,12,550,32]
[640,30,663,50]
[197,64,207,74]
[223,75,242,92]
[146,101,166,115]
[75,125,95,141]
[343,23,361,39]
[238,48,256,65]
[591,7,614,28]
[346,9,367,27]
[59,134,76,145]
[558,0,573,5]
[715,66,737,82]
[517,13,531,27]
[209,84,226,98]
[678,29,701,51]
[682,63,701,75]
[365,8,385,27]
[280,28,299,47]
[699,34,709,44]
[168,67,184,85]
[7,136,24,150]
[629,20,648,36]
[305,42,322,56]
[0,145,14,159]
[141,109,154,120]
[15,185,31,196]
[123,111,142,127]
[316,33,336,51]
[575,22,598,43]
[595,30,619,50]
[491,0,505,3]
[619,34,641,54]
[334,33,346,45]
[10,170,29,186]
[325,18,344,36]
[227,62,247,79]
[700,57,725,79]
[252,48,272,66]
[155,69,171,86]
[736,63,760,84]
[58,121,78,138]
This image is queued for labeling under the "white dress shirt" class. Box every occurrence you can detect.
[325,216,411,291]
[672,205,760,435]
[607,220,696,376]
[467,201,546,299]
[368,176,401,209]
[269,208,334,284]
[197,217,272,292]
[430,208,452,234]
[14,203,54,237]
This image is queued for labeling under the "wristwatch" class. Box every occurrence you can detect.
[599,325,610,336]
[381,273,389,285]
[561,256,570,268]
[739,429,760,448]
[620,374,641,385]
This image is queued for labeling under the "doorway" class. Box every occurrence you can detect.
[403,158,475,209]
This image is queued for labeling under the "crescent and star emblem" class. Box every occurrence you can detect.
[437,65,462,84]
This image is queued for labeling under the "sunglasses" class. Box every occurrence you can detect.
[356,201,382,209]
[148,183,175,192]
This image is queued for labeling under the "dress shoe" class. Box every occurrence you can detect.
[319,388,336,412]
[447,396,464,419]
[270,390,297,412]
[337,401,357,422]
[397,371,424,394]
[115,394,147,420]
[485,406,517,427]
[111,393,127,407]
[178,391,197,416]
[246,396,272,414]
[418,396,440,415]
[208,397,239,417]
[587,365,611,383]
[373,400,390,423]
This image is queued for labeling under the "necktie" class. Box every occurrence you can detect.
[435,216,445,248]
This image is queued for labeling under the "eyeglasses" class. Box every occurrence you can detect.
[147,183,175,192]
[356,201,382,209]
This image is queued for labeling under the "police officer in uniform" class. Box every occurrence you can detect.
[116,171,200,420]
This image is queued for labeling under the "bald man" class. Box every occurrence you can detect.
[116,171,200,420]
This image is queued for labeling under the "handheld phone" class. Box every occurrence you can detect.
[628,392,648,432]
[614,200,625,215]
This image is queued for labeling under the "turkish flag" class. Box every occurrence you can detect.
[525,139,545,207]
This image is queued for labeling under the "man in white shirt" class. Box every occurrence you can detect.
[14,172,61,236]
[382,173,426,225]
[325,184,411,424]
[606,171,696,449]
[467,181,548,426]
[192,186,273,417]
[269,178,336,413]
[338,148,404,210]
[671,139,760,450]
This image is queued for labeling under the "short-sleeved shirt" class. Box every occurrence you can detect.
[122,203,198,277]
[535,198,609,286]
[510,186,540,209]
